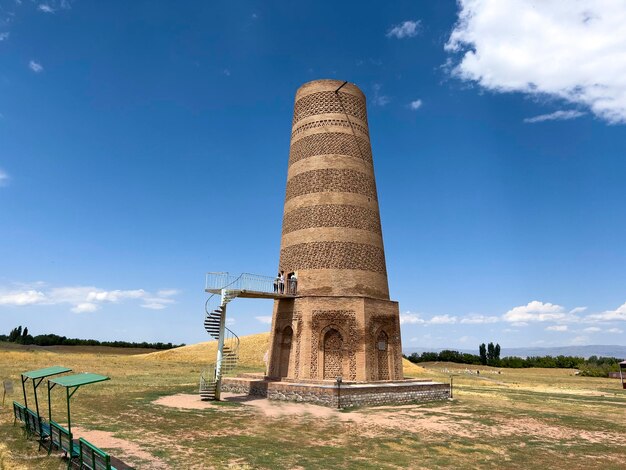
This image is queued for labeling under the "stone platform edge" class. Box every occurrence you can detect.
[222,377,451,408]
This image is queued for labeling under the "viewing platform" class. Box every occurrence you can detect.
[205,272,297,299]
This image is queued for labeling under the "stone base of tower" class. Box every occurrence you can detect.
[266,296,403,382]
[221,376,451,408]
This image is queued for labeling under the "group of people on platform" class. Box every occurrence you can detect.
[274,271,297,295]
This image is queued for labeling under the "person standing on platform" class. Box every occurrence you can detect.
[289,272,297,294]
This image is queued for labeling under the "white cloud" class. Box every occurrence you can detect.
[141,302,167,310]
[607,327,623,334]
[255,316,272,325]
[587,301,626,322]
[0,290,46,306]
[71,302,99,313]
[569,335,589,346]
[372,84,390,106]
[399,312,425,325]
[86,289,145,302]
[0,283,177,313]
[29,60,43,73]
[546,325,568,332]
[570,306,588,314]
[0,32,9,41]
[503,301,567,323]
[524,110,586,123]
[428,314,457,325]
[408,99,423,110]
[583,327,601,332]
[0,169,9,187]
[387,20,421,39]
[38,1,71,13]
[460,314,499,324]
[446,0,626,124]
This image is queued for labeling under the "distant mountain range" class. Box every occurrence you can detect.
[403,344,626,359]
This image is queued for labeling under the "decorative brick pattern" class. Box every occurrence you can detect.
[323,329,343,379]
[293,311,302,379]
[376,331,389,380]
[291,119,369,138]
[367,315,402,381]
[289,132,372,166]
[282,205,382,235]
[293,91,368,125]
[311,310,358,381]
[285,169,377,201]
[280,242,387,274]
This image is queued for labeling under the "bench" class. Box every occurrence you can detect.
[79,438,118,470]
[49,420,80,469]
[24,407,51,450]
[12,401,26,426]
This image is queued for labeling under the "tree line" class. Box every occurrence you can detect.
[404,342,623,377]
[1,326,184,350]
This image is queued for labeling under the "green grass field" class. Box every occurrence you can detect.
[1,336,625,469]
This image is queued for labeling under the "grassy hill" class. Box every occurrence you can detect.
[139,331,427,376]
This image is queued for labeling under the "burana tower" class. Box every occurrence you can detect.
[204,79,449,406]
[267,79,404,382]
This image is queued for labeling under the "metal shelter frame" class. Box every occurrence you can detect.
[21,366,72,418]
[47,373,110,435]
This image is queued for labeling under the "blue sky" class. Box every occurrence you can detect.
[1,0,625,351]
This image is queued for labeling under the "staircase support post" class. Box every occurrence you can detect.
[214,289,228,400]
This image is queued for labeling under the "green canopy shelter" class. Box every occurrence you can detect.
[21,366,72,417]
[47,373,110,435]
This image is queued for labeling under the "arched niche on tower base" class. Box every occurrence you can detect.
[318,325,346,381]
[375,329,390,381]
[278,325,293,379]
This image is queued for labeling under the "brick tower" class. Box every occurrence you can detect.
[267,79,403,382]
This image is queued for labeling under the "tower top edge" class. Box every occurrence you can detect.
[296,79,365,100]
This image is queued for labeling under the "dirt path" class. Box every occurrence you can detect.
[72,426,170,470]
[152,392,626,445]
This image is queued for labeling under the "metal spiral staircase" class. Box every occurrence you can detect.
[199,272,297,401]
[199,291,240,400]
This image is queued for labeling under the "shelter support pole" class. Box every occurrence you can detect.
[21,375,28,409]
[66,387,71,435]
[32,378,44,417]
[48,382,55,423]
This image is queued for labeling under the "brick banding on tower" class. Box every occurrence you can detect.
[292,91,368,125]
[285,168,378,201]
[291,118,369,139]
[281,205,382,235]
[279,241,387,274]
[289,132,372,166]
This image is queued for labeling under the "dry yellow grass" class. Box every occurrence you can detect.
[137,332,270,368]
[3,340,625,469]
[138,332,427,377]
[0,443,27,470]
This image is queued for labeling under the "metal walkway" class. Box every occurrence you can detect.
[204,272,297,299]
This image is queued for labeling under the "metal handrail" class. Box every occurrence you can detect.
[205,272,297,295]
